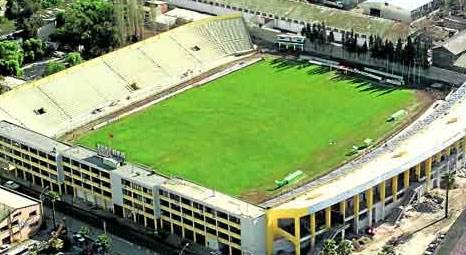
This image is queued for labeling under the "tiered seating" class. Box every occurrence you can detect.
[0,86,70,136]
[0,14,254,137]
[103,46,172,90]
[202,16,253,55]
[170,26,227,67]
[140,34,201,78]
[38,61,130,118]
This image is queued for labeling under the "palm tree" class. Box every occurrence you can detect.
[443,170,456,218]
[46,191,60,229]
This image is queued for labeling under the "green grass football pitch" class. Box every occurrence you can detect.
[78,58,424,202]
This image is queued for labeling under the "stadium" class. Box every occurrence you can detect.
[0,13,465,255]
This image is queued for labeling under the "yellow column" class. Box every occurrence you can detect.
[426,157,432,190]
[404,170,410,188]
[294,217,301,255]
[325,207,331,230]
[435,152,441,163]
[339,200,346,220]
[366,188,373,209]
[392,176,398,201]
[310,213,316,239]
[379,181,386,203]
[446,146,451,156]
[415,164,421,181]
[266,212,275,255]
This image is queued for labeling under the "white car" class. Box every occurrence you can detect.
[0,244,10,254]
[3,180,19,190]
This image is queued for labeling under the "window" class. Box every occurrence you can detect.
[29,211,37,217]
[183,218,193,226]
[181,197,191,205]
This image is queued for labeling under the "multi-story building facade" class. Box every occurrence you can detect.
[0,187,42,245]
[0,121,266,255]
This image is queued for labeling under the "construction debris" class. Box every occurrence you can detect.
[412,194,444,213]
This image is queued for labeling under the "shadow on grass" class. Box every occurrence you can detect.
[269,57,404,97]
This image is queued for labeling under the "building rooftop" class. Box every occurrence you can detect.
[454,53,466,69]
[441,30,466,55]
[0,187,39,222]
[0,120,69,154]
[0,187,39,210]
[114,163,168,187]
[165,8,211,21]
[362,0,434,12]
[161,178,265,219]
[269,82,466,212]
[206,0,409,40]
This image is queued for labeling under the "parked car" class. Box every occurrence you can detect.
[3,180,19,190]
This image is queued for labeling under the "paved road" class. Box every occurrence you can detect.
[41,207,162,255]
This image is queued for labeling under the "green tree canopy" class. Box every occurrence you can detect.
[378,245,396,255]
[96,233,112,253]
[44,61,65,75]
[5,0,41,21]
[336,240,353,255]
[51,0,120,57]
[321,239,338,255]
[23,37,47,62]
[0,40,24,76]
[65,52,83,66]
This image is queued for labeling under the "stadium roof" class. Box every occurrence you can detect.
[363,0,434,12]
[268,82,466,212]
[205,0,410,40]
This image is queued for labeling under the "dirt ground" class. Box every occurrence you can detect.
[355,175,466,255]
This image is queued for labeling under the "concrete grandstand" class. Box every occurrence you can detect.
[0,14,253,137]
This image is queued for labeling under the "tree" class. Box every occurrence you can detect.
[78,226,91,236]
[23,38,47,63]
[5,0,41,21]
[443,170,456,218]
[403,36,416,65]
[114,0,144,44]
[0,40,24,76]
[51,0,120,57]
[40,0,63,8]
[321,239,338,255]
[22,14,42,38]
[46,190,60,229]
[49,237,64,251]
[336,240,353,255]
[44,61,65,76]
[96,233,112,253]
[394,38,403,63]
[65,52,83,66]
[378,245,396,255]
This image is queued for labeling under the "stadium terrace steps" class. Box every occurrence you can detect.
[0,86,71,135]
[0,14,253,136]
[0,14,254,137]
